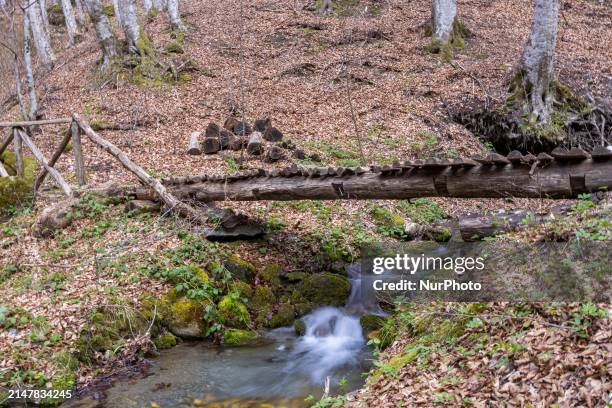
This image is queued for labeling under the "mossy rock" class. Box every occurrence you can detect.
[252,285,276,311]
[0,152,37,215]
[161,291,209,339]
[294,302,313,316]
[424,227,452,242]
[260,264,281,286]
[154,331,177,349]
[294,319,306,336]
[299,272,350,307]
[360,314,387,333]
[284,272,309,283]
[223,328,258,345]
[232,281,254,299]
[218,295,251,329]
[224,254,257,282]
[266,303,295,328]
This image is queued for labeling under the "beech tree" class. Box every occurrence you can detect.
[74,0,86,29]
[84,0,118,68]
[117,0,143,54]
[431,0,456,48]
[26,0,55,68]
[60,0,78,47]
[23,7,39,120]
[510,0,561,126]
[166,0,183,31]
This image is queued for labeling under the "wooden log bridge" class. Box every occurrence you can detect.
[154,150,612,202]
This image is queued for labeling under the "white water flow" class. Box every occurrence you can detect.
[279,263,385,385]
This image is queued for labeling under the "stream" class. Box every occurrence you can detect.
[67,267,379,407]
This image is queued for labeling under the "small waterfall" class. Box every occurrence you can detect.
[283,263,382,385]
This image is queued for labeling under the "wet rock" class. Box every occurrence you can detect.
[266,303,295,328]
[254,118,271,132]
[359,314,387,334]
[294,319,306,336]
[164,294,209,340]
[263,126,283,142]
[313,316,337,337]
[300,272,351,307]
[223,328,258,345]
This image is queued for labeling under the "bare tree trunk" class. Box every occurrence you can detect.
[23,9,38,121]
[166,0,183,31]
[74,0,86,29]
[318,0,333,14]
[143,0,152,14]
[38,0,49,35]
[152,0,165,12]
[60,0,78,47]
[431,0,456,46]
[112,0,122,25]
[117,0,142,53]
[83,0,118,69]
[512,0,560,126]
[27,0,55,68]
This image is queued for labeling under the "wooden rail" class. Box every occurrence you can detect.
[0,118,72,127]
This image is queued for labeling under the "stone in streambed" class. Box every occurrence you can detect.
[299,272,350,307]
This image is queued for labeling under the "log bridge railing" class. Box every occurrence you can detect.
[1,114,611,226]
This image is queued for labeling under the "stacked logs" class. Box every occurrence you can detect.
[186,116,298,163]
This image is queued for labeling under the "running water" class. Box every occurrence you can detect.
[70,265,379,407]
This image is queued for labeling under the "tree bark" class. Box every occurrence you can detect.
[144,0,153,14]
[22,10,38,121]
[38,0,49,35]
[166,0,184,31]
[112,0,122,25]
[27,0,55,68]
[431,0,456,46]
[73,0,87,29]
[187,132,201,155]
[159,159,612,202]
[83,0,118,69]
[513,0,560,126]
[60,0,79,47]
[117,0,142,53]
[152,0,165,11]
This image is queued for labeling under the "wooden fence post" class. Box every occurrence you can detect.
[0,159,8,177]
[71,119,86,186]
[0,130,14,157]
[16,128,73,197]
[13,127,24,177]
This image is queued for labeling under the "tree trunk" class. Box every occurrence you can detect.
[117,0,142,53]
[27,0,55,68]
[144,0,153,14]
[23,10,39,121]
[166,0,184,31]
[74,0,87,29]
[112,0,122,25]
[60,0,79,47]
[152,0,165,11]
[38,0,50,35]
[83,0,118,69]
[513,0,560,126]
[431,0,456,46]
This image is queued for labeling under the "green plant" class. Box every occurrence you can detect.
[399,198,445,224]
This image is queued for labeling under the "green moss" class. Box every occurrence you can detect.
[369,204,405,238]
[424,227,452,242]
[300,272,350,307]
[294,319,306,336]
[90,334,112,352]
[164,41,184,54]
[223,328,257,345]
[232,281,254,299]
[427,17,469,62]
[252,285,276,311]
[161,292,209,339]
[260,264,281,285]
[224,254,257,282]
[0,151,37,215]
[399,198,445,225]
[154,331,177,349]
[102,4,115,16]
[218,295,251,329]
[285,272,308,283]
[360,314,387,333]
[136,31,154,57]
[48,4,62,13]
[267,303,295,328]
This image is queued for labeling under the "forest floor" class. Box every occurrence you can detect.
[0,0,611,406]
